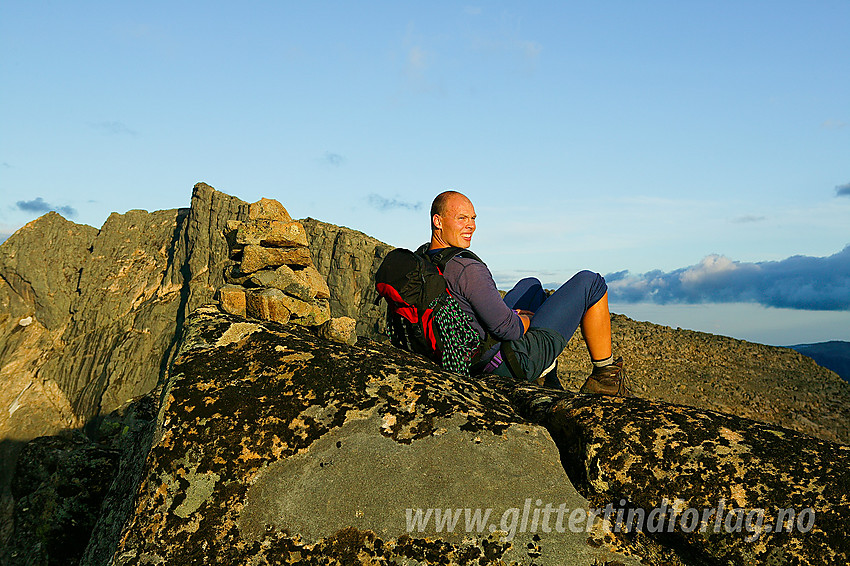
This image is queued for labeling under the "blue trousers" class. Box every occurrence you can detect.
[492,271,608,381]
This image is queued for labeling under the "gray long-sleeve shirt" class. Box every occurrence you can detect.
[440,255,525,342]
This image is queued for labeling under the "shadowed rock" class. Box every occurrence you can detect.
[0,183,249,550]
[5,434,120,565]
[4,395,157,566]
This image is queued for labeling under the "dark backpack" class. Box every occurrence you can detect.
[375,245,485,374]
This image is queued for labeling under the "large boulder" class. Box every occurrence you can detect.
[105,305,642,566]
[504,382,850,565]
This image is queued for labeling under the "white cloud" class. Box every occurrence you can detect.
[517,40,542,62]
[679,254,740,285]
[407,46,427,73]
[367,194,423,212]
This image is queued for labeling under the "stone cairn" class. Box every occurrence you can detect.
[215,197,357,346]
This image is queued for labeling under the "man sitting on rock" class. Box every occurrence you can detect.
[424,190,630,395]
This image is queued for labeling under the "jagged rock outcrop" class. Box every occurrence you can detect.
[0,187,390,460]
[0,184,245,433]
[0,184,391,553]
[0,183,250,552]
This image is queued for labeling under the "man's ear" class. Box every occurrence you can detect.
[432,214,442,231]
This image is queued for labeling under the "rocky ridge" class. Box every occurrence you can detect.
[0,184,249,552]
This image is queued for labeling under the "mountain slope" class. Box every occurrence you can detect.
[789,341,850,382]
[554,316,850,445]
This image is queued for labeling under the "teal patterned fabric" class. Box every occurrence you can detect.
[431,297,481,375]
[384,297,482,375]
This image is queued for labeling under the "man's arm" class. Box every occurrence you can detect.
[454,261,525,341]
[517,311,532,334]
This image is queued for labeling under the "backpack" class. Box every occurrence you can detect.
[374,245,486,375]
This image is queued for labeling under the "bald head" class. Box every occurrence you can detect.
[429,191,476,250]
[430,191,469,220]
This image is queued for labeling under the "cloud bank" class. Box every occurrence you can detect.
[607,246,850,311]
[836,183,850,197]
[16,197,77,217]
[368,194,423,212]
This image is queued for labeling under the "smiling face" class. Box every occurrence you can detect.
[430,192,476,249]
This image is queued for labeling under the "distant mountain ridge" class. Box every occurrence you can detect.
[789,341,850,382]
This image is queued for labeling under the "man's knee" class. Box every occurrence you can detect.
[571,270,598,283]
[562,270,607,304]
[516,277,542,289]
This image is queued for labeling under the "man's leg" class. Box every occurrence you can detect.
[504,274,612,358]
[580,291,613,362]
[529,270,607,344]
[503,277,547,312]
[529,271,631,396]
[502,278,558,385]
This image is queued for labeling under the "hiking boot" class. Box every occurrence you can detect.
[579,356,632,397]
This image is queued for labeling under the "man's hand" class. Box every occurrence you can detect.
[515,310,533,334]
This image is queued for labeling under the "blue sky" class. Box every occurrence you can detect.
[1,1,848,345]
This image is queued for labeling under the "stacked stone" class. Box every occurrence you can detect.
[216,198,356,345]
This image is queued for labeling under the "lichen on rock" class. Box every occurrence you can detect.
[108,305,642,566]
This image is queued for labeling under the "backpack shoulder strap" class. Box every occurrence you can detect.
[414,243,485,272]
